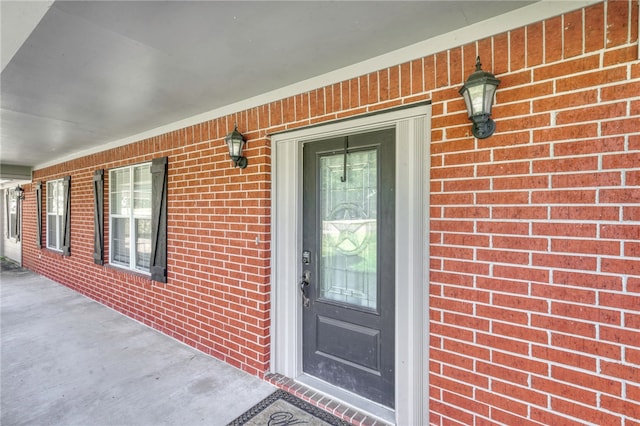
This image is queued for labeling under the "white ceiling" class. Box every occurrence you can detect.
[0,0,541,171]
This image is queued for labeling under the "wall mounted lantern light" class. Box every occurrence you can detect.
[224,124,248,169]
[459,56,500,139]
[14,186,25,200]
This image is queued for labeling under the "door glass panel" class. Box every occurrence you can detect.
[319,149,377,309]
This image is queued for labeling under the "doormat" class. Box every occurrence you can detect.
[227,389,352,425]
[0,257,25,273]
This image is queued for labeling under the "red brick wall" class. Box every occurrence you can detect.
[20,1,639,423]
[429,1,640,424]
[23,128,273,376]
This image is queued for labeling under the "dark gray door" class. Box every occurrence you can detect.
[302,128,395,408]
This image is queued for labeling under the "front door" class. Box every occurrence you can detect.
[302,128,395,408]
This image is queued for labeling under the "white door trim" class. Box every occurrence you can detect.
[270,104,430,425]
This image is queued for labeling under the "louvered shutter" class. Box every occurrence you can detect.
[36,182,42,248]
[61,176,71,256]
[150,157,168,283]
[93,170,104,265]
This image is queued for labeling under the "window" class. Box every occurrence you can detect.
[5,188,19,240]
[9,190,17,239]
[107,157,167,282]
[110,163,152,272]
[46,177,71,254]
[46,180,63,250]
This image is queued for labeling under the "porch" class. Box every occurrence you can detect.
[0,262,275,425]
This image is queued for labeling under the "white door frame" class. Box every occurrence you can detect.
[270,104,430,425]
[1,185,26,265]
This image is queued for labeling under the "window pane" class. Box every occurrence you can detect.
[134,164,151,217]
[46,180,63,250]
[110,168,130,215]
[319,149,378,309]
[47,182,58,214]
[112,218,130,265]
[9,191,16,215]
[135,218,151,271]
[57,182,64,216]
[57,215,63,248]
[47,214,58,249]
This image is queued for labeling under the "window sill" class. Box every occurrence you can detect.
[43,248,65,257]
[104,263,153,282]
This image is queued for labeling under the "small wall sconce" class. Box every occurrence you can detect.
[224,124,248,169]
[459,56,500,139]
[14,186,25,200]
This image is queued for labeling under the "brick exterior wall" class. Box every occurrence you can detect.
[429,2,640,424]
[20,1,639,424]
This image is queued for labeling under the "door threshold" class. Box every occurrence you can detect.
[295,374,396,425]
[266,372,395,425]
[297,374,395,425]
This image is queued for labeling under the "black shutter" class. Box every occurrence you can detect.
[150,157,168,283]
[36,182,42,248]
[93,170,104,265]
[61,176,71,256]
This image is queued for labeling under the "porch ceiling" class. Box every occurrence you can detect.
[1,1,538,171]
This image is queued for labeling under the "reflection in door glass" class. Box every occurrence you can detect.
[320,149,377,309]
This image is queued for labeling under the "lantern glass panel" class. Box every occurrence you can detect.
[468,84,485,116]
[461,89,472,117]
[227,138,243,158]
[483,84,497,115]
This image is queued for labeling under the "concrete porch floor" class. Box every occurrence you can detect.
[0,264,275,425]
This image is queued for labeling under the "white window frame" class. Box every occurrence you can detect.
[109,162,152,274]
[7,188,19,240]
[46,179,64,251]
